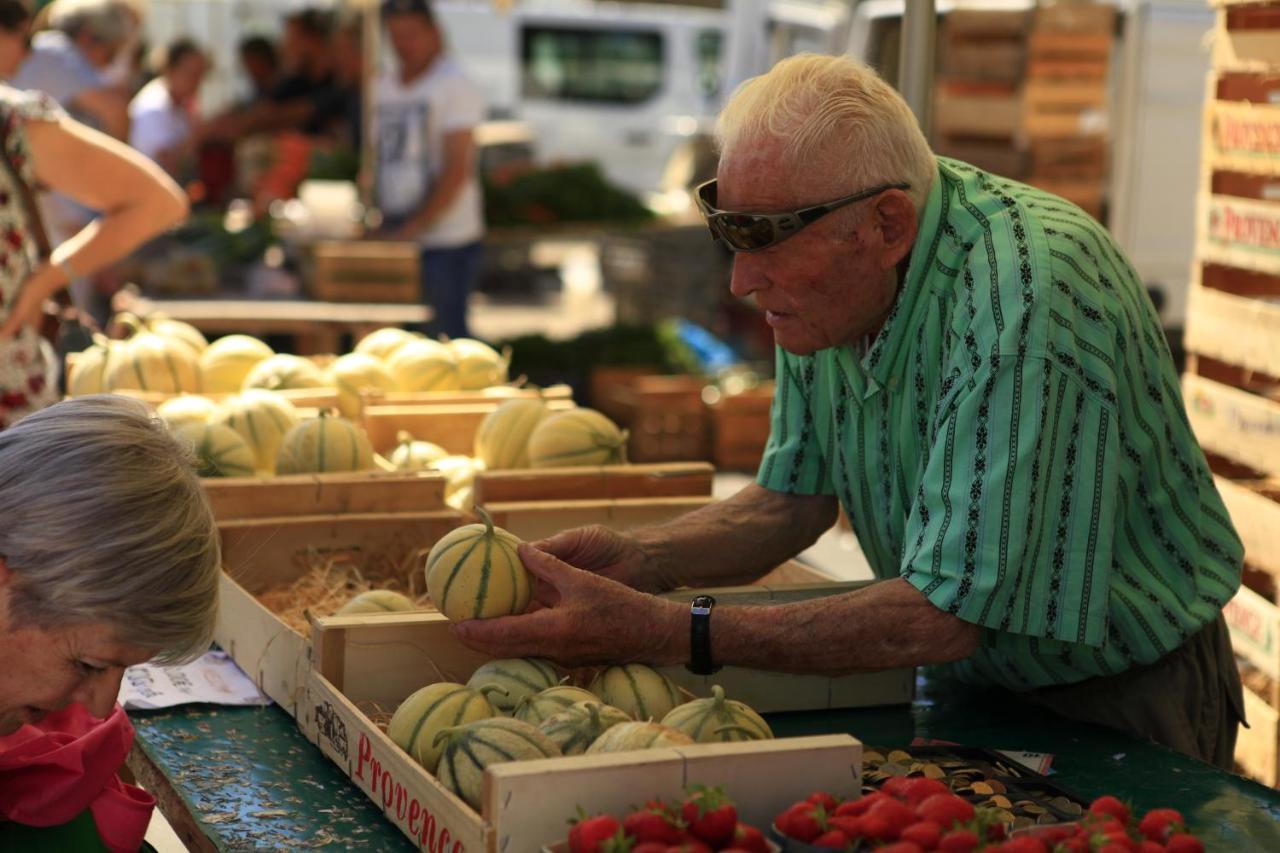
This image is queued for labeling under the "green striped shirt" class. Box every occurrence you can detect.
[758,158,1243,690]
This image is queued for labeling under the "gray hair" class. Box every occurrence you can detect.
[49,0,134,46]
[0,395,219,663]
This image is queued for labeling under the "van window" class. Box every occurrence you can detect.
[521,26,664,104]
[696,29,723,100]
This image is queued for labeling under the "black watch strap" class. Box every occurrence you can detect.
[686,594,721,675]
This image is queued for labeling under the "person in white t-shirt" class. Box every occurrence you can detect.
[376,0,484,338]
[128,38,207,177]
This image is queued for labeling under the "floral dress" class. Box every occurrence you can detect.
[0,87,64,429]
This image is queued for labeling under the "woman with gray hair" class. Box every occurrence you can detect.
[0,394,219,849]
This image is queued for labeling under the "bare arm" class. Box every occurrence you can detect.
[387,129,475,237]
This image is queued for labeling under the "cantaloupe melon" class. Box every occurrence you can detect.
[424,507,529,622]
[387,682,500,773]
[660,685,773,743]
[67,336,116,397]
[430,454,482,512]
[156,395,219,430]
[434,717,560,809]
[446,338,508,390]
[242,354,326,392]
[125,312,208,354]
[387,339,460,392]
[527,408,628,468]
[390,430,449,471]
[199,334,274,393]
[584,721,694,754]
[538,701,631,755]
[354,327,422,362]
[336,590,417,615]
[473,398,548,470]
[211,390,300,473]
[105,332,201,394]
[588,664,685,722]
[513,685,599,726]
[466,658,560,715]
[275,411,375,474]
[174,422,257,478]
[326,353,396,419]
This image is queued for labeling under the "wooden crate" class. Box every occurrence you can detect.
[1029,136,1107,178]
[303,610,863,853]
[1239,682,1280,786]
[708,385,774,472]
[935,137,1029,179]
[472,462,714,504]
[74,385,340,411]
[1022,79,1108,138]
[308,240,419,304]
[934,85,1023,139]
[202,471,448,521]
[1214,4,1280,73]
[1208,73,1280,176]
[1033,4,1115,35]
[359,384,573,408]
[1225,583,1280,683]
[602,374,710,463]
[1216,475,1280,579]
[1184,283,1280,379]
[362,399,576,455]
[1183,374,1280,478]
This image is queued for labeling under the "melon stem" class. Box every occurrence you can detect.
[711,685,726,710]
[473,505,495,536]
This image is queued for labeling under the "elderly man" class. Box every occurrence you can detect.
[455,55,1246,768]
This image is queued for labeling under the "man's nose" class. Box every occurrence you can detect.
[728,254,766,300]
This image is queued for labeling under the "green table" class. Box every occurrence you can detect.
[129,676,1280,851]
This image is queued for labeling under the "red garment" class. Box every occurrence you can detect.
[0,704,154,853]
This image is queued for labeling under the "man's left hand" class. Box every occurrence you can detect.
[451,543,687,667]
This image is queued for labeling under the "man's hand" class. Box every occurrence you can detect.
[532,525,662,594]
[451,543,686,666]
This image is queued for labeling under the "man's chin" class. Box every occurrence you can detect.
[0,712,25,736]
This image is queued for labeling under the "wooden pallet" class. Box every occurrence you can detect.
[307,240,419,304]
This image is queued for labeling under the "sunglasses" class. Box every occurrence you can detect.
[695,179,910,253]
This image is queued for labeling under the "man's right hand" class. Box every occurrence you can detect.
[530,524,665,597]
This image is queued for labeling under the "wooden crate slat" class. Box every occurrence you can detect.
[934,89,1023,139]
[1216,476,1280,578]
[1207,99,1280,176]
[1224,584,1280,681]
[203,471,448,520]
[1184,284,1280,378]
[1183,374,1280,477]
[363,399,575,454]
[1213,14,1280,73]
[213,572,310,714]
[1199,193,1280,277]
[473,462,715,504]
[485,496,715,542]
[1237,683,1280,787]
[359,384,574,407]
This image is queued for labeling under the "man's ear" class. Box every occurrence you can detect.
[873,190,918,270]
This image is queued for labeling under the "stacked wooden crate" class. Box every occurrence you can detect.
[1021,3,1116,221]
[1183,0,1280,788]
[933,8,1031,179]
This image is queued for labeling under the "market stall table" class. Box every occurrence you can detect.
[127,676,1280,851]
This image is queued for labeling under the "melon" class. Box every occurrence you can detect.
[242,353,326,392]
[336,590,417,615]
[390,430,449,471]
[425,507,529,622]
[105,332,201,394]
[326,353,396,419]
[588,664,685,722]
[431,454,482,512]
[387,339,460,392]
[446,338,508,390]
[199,334,274,393]
[513,685,600,726]
[584,721,694,754]
[660,685,773,743]
[174,422,257,478]
[473,398,548,470]
[466,658,560,715]
[527,408,628,468]
[387,682,501,773]
[434,717,561,810]
[132,312,207,354]
[354,327,422,362]
[156,395,219,430]
[67,336,116,397]
[275,411,375,474]
[211,390,300,473]
[538,701,631,755]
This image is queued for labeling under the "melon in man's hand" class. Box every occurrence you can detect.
[424,507,532,622]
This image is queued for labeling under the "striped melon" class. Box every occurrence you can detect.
[128,312,208,354]
[105,332,201,394]
[431,454,482,512]
[242,354,326,392]
[336,590,417,615]
[588,664,685,722]
[473,398,549,470]
[538,701,631,755]
[446,338,508,390]
[527,408,628,468]
[387,339,460,392]
[434,717,561,810]
[354,327,422,362]
[425,507,529,622]
[211,390,300,473]
[513,685,599,726]
[199,335,274,393]
[660,685,773,743]
[67,335,116,396]
[326,353,396,419]
[275,411,375,474]
[174,422,257,478]
[156,395,219,430]
[584,721,694,755]
[387,682,501,773]
[466,658,560,715]
[390,430,449,471]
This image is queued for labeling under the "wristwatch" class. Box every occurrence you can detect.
[686,594,721,675]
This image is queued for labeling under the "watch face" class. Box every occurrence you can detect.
[691,595,716,608]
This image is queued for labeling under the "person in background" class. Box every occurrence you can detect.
[0,1,29,79]
[237,35,278,102]
[129,37,207,178]
[326,11,364,151]
[376,0,484,339]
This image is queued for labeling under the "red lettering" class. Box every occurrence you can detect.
[439,829,452,853]
[395,785,408,821]
[452,843,464,853]
[381,771,395,808]
[355,733,372,782]
[408,800,422,837]
[421,813,436,849]
[369,756,383,794]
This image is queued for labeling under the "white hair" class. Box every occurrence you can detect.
[716,54,937,211]
[0,395,219,663]
[49,0,134,45]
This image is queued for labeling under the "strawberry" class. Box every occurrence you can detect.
[826,815,862,838]
[680,786,737,848]
[808,791,840,810]
[1055,840,1088,853]
[812,829,851,848]
[899,820,943,849]
[915,794,976,829]
[1089,796,1132,826]
[992,839,1048,853]
[835,792,888,817]
[1098,830,1137,851]
[569,812,625,853]
[857,813,895,843]
[1098,845,1131,853]
[902,778,951,806]
[623,807,683,844]
[729,824,770,853]
[632,844,667,853]
[882,777,916,800]
[1137,843,1165,853]
[877,843,927,853]
[1165,834,1205,853]
[868,797,917,840]
[775,802,825,842]
[1137,808,1185,842]
[937,829,980,853]
[665,841,711,853]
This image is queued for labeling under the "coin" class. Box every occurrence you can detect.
[971,782,994,795]
[923,764,946,780]
[991,795,1013,809]
[888,750,914,764]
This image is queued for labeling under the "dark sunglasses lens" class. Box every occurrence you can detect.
[715,214,775,251]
